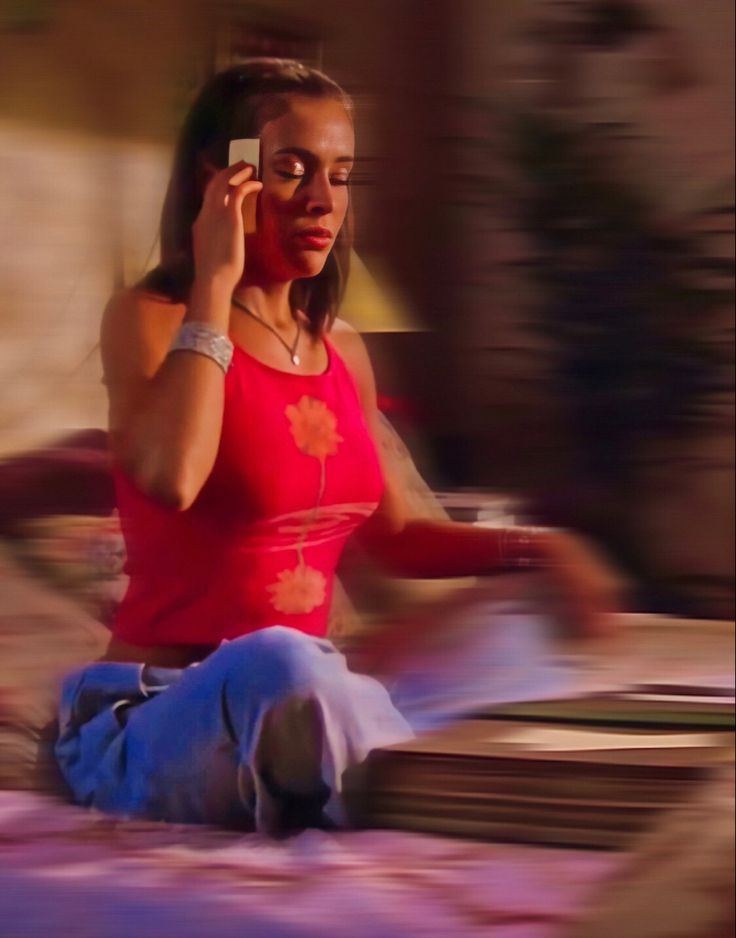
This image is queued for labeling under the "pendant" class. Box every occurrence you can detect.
[292,353,301,366]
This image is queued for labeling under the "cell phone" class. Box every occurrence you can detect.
[228,138,260,178]
[228,138,260,235]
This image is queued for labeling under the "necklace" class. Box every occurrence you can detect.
[231,297,302,366]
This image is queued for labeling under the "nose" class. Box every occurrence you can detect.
[303,171,334,216]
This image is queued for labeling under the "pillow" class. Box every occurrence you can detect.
[9,512,128,624]
[0,543,109,791]
[7,512,127,627]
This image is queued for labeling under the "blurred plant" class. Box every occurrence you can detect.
[511,111,734,485]
[505,1,735,487]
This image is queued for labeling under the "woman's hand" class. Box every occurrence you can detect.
[540,530,628,639]
[191,161,263,294]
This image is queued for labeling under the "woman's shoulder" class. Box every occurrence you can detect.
[327,317,377,408]
[101,285,187,387]
[104,282,186,321]
[327,317,366,357]
[102,285,186,353]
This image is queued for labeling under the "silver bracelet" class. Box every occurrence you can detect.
[168,321,234,374]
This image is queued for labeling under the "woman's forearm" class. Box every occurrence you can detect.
[350,520,624,674]
[359,517,554,579]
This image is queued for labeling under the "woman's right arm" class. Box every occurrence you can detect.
[101,162,261,510]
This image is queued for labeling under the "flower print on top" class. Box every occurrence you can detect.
[286,396,344,460]
[268,564,327,615]
[267,395,344,616]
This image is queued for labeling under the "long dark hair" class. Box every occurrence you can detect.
[140,58,353,336]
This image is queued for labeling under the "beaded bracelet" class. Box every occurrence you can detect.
[168,321,234,374]
[498,526,551,568]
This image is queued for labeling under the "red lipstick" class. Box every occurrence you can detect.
[294,227,333,249]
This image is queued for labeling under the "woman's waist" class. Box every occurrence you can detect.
[112,568,335,645]
[118,533,344,620]
[101,637,217,668]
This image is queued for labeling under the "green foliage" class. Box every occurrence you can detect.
[511,110,734,480]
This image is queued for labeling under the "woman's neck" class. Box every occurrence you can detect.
[232,279,294,329]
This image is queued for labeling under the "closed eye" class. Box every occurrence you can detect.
[276,171,350,186]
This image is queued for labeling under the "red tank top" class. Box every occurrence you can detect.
[111,338,384,645]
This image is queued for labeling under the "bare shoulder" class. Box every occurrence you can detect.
[101,285,186,384]
[101,285,186,439]
[328,317,377,408]
[328,316,363,352]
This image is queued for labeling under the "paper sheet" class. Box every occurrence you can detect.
[576,614,735,694]
[495,726,722,752]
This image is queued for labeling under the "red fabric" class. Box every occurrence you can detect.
[111,340,384,646]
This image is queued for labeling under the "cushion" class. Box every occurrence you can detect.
[0,543,109,791]
[8,512,127,627]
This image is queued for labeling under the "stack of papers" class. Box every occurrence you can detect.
[360,614,734,849]
[357,720,734,849]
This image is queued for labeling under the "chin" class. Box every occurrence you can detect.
[291,253,330,279]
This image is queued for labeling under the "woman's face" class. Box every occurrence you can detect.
[244,94,354,283]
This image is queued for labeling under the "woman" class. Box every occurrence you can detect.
[55,59,622,836]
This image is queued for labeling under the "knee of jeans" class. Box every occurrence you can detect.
[221,627,327,696]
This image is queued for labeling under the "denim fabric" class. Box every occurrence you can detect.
[56,627,413,834]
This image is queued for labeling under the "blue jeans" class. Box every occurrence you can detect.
[56,626,413,834]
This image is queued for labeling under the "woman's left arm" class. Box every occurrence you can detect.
[330,320,627,639]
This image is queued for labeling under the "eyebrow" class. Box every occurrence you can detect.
[272,147,354,164]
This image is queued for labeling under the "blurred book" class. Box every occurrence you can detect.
[364,611,734,848]
[387,610,735,732]
[356,720,734,850]
[487,684,735,729]
[480,617,735,729]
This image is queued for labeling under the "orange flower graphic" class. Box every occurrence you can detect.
[267,564,327,615]
[286,396,343,460]
[268,397,341,615]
